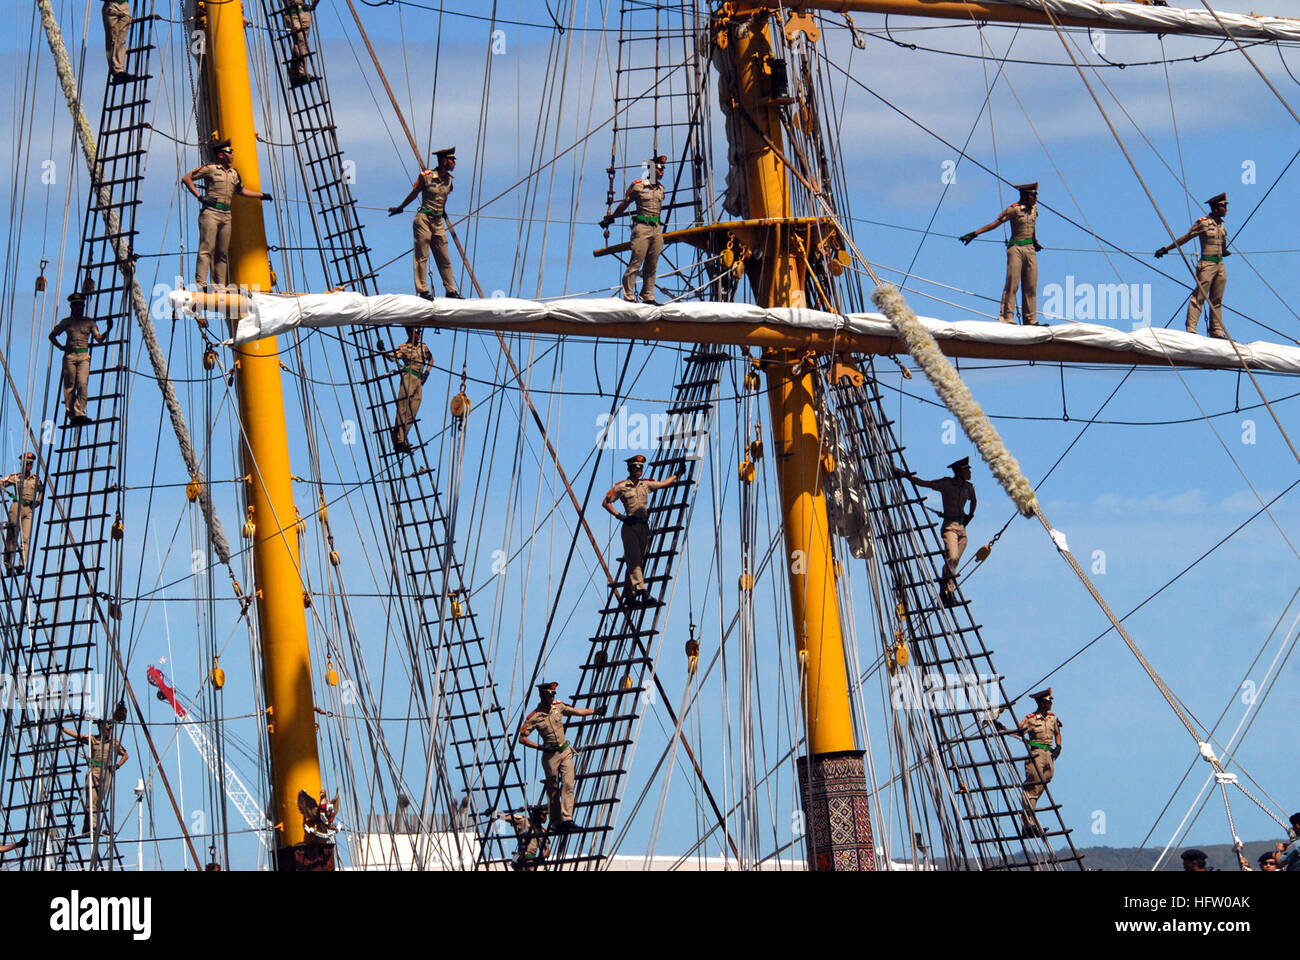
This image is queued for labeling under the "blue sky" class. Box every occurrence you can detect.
[1,1,1297,869]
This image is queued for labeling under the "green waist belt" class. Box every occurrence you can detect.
[418,208,444,218]
[1009,237,1035,246]
[208,202,231,212]
[1029,741,1052,750]
[399,366,423,378]
[543,740,571,753]
[1200,255,1223,263]
[68,347,90,354]
[633,214,661,226]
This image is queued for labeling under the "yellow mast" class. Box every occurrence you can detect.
[716,4,872,870]
[198,0,327,870]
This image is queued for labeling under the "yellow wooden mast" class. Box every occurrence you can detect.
[197,0,327,871]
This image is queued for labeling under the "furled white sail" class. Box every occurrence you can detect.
[170,290,1300,374]
[1003,0,1300,42]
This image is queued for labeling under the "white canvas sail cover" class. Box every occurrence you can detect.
[170,290,1300,374]
[1003,0,1300,42]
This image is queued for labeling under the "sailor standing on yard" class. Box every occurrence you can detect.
[389,147,462,301]
[1156,192,1230,339]
[602,155,667,305]
[896,457,976,607]
[182,139,274,291]
[960,183,1042,325]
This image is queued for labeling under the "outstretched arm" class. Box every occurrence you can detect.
[389,181,422,217]
[959,208,1012,245]
[601,184,635,227]
[646,474,677,491]
[1156,226,1197,258]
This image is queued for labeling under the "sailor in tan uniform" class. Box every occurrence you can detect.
[897,457,977,607]
[2,453,42,576]
[62,719,129,837]
[181,139,274,290]
[602,453,678,606]
[518,682,604,833]
[960,183,1042,325]
[602,155,667,305]
[389,147,462,301]
[387,326,433,453]
[1156,192,1230,338]
[49,292,111,424]
[102,0,132,82]
[281,1,321,87]
[494,805,550,870]
[997,688,1062,838]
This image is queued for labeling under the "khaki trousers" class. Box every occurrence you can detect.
[1187,261,1226,335]
[1000,245,1037,324]
[63,352,90,418]
[103,2,131,75]
[1021,747,1054,831]
[89,767,112,835]
[622,223,663,302]
[393,373,422,444]
[195,207,232,289]
[940,520,967,595]
[622,518,650,595]
[284,10,313,80]
[541,745,575,825]
[6,502,32,569]
[413,212,457,296]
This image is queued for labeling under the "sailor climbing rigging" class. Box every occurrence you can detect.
[960,182,1042,325]
[1156,192,1230,339]
[896,457,976,607]
[387,326,433,453]
[603,453,678,606]
[996,688,1062,839]
[2,453,42,576]
[49,292,110,425]
[518,682,605,835]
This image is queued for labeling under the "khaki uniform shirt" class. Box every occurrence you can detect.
[51,316,101,351]
[920,476,974,521]
[521,700,580,749]
[628,179,664,222]
[2,472,41,506]
[392,341,432,377]
[1189,216,1228,257]
[417,170,453,216]
[193,163,243,204]
[1020,711,1060,750]
[613,478,652,520]
[88,734,118,769]
[1002,202,1037,241]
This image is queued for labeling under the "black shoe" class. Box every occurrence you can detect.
[416,291,434,302]
[640,298,659,307]
[109,72,130,85]
[444,291,464,299]
[554,820,576,834]
[290,75,319,88]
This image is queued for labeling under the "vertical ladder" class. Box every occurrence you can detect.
[826,361,1083,871]
[256,2,528,857]
[478,349,727,871]
[0,8,160,871]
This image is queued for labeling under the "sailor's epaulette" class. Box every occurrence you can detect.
[421,169,435,177]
